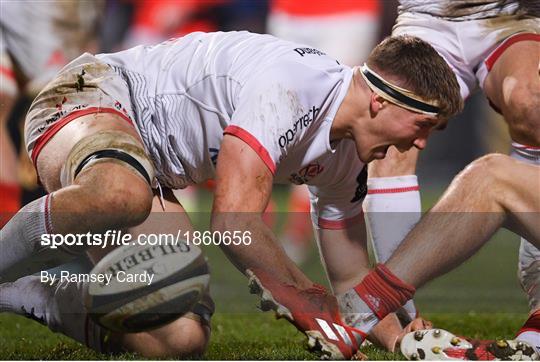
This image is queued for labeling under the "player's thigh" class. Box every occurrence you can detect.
[483,40,539,115]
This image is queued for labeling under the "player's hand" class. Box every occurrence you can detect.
[395,318,433,348]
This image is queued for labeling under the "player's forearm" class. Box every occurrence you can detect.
[211,212,313,288]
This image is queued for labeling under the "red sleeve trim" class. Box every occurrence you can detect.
[223,125,276,175]
[31,107,134,166]
[368,186,419,194]
[318,210,363,230]
[0,65,15,80]
[485,33,540,71]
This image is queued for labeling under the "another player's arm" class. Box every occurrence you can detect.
[211,134,313,288]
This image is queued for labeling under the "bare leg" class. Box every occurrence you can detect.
[365,147,421,320]
[484,40,540,147]
[0,114,153,281]
[386,154,540,287]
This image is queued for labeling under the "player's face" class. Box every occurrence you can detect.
[356,104,441,163]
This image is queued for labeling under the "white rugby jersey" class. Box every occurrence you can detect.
[97,31,366,228]
[398,0,525,20]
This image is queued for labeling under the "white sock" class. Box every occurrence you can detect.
[337,289,380,337]
[511,142,540,165]
[0,193,79,282]
[0,274,113,353]
[364,175,421,320]
[516,331,540,355]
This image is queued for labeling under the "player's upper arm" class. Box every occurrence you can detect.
[212,134,273,215]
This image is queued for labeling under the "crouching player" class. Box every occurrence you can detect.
[0,69,213,356]
[341,154,540,360]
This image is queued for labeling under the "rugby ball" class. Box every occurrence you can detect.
[83,241,209,332]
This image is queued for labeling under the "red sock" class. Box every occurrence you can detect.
[0,182,21,227]
[354,264,415,320]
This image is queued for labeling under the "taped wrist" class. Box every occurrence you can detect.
[354,264,415,320]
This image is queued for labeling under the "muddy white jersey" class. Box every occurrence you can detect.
[94,31,365,226]
[398,0,526,20]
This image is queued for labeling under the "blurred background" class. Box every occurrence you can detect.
[2,0,523,317]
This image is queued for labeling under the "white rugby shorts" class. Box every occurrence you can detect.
[25,54,136,170]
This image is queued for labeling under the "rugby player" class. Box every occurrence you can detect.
[362,0,540,330]
[0,31,461,358]
[266,0,381,266]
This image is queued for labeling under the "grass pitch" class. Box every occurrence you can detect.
[0,188,528,360]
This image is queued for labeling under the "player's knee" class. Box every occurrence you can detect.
[464,154,508,180]
[159,321,209,358]
[505,84,540,143]
[77,164,153,228]
[456,154,508,198]
[127,318,209,358]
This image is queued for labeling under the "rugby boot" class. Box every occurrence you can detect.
[247,268,366,360]
[400,328,539,360]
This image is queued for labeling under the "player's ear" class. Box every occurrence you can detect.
[370,93,387,115]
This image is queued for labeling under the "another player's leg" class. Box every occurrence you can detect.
[388,154,538,288]
[365,147,421,321]
[483,36,540,356]
[342,154,539,333]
